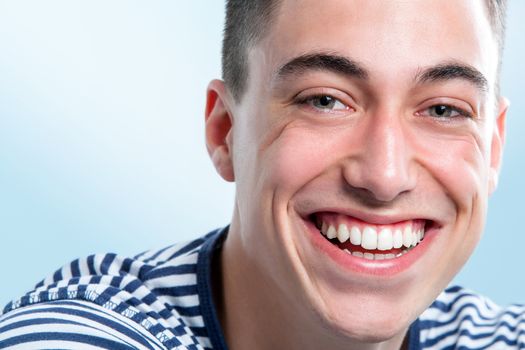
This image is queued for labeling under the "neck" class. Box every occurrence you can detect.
[213,220,410,350]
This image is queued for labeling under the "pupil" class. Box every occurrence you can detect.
[319,96,332,106]
[435,105,447,115]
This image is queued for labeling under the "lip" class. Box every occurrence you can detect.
[299,211,439,277]
[302,206,441,226]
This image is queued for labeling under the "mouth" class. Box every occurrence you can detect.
[308,212,434,262]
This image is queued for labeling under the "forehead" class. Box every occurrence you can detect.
[251,0,498,92]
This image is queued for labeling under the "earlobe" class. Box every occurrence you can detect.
[205,79,235,182]
[488,97,509,194]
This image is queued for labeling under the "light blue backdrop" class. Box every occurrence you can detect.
[0,1,523,307]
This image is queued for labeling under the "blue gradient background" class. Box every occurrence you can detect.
[0,1,523,307]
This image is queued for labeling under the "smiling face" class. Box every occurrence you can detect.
[207,0,507,345]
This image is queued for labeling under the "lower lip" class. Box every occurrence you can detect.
[302,218,436,276]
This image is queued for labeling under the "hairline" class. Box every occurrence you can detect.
[225,0,506,102]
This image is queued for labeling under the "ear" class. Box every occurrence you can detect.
[205,79,235,182]
[488,97,509,194]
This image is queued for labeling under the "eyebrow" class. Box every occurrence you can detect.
[275,53,488,94]
[276,53,369,81]
[416,62,489,93]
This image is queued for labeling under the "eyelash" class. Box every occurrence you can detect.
[293,93,474,120]
[294,94,352,113]
[418,104,474,120]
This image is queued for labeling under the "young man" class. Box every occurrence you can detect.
[0,1,521,349]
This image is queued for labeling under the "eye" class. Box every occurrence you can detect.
[419,104,473,119]
[297,94,351,113]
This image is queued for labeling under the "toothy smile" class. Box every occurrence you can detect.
[312,212,427,261]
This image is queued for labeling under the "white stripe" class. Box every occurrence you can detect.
[159,294,199,308]
[166,253,199,268]
[61,262,73,281]
[1,323,130,345]
[78,256,92,276]
[105,256,125,276]
[197,336,213,348]
[145,273,197,288]
[128,259,146,277]
[182,315,205,328]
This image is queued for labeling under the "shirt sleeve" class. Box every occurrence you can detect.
[0,300,166,350]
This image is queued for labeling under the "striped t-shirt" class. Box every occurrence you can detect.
[1,227,524,349]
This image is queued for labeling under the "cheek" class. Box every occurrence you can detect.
[416,133,489,265]
[415,133,489,210]
[263,126,342,194]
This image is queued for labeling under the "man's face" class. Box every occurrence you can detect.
[222,0,505,342]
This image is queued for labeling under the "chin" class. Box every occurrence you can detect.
[317,299,414,343]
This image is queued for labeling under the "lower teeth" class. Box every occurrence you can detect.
[343,248,411,260]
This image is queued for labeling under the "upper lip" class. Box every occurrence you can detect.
[301,206,441,227]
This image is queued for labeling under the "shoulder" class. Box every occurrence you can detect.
[0,299,166,349]
[417,285,525,349]
[0,229,222,350]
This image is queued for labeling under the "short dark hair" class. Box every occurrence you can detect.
[222,0,508,101]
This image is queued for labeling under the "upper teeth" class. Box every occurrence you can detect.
[320,222,424,251]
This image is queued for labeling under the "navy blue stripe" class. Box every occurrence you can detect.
[156,307,176,322]
[0,317,89,334]
[110,276,124,288]
[420,313,525,331]
[71,259,81,276]
[152,285,198,297]
[34,279,45,288]
[438,334,519,350]
[140,292,158,306]
[2,301,13,314]
[444,285,463,293]
[1,332,135,349]
[100,254,117,274]
[123,279,142,294]
[87,255,97,275]
[68,277,81,287]
[429,292,481,313]
[52,267,63,282]
[407,318,420,350]
[197,228,229,350]
[120,257,134,274]
[91,275,103,284]
[459,335,518,349]
[138,263,154,279]
[189,325,209,337]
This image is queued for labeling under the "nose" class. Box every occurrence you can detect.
[342,111,417,203]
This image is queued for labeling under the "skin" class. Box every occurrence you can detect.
[205,0,508,349]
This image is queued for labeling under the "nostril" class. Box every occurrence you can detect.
[341,146,417,203]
